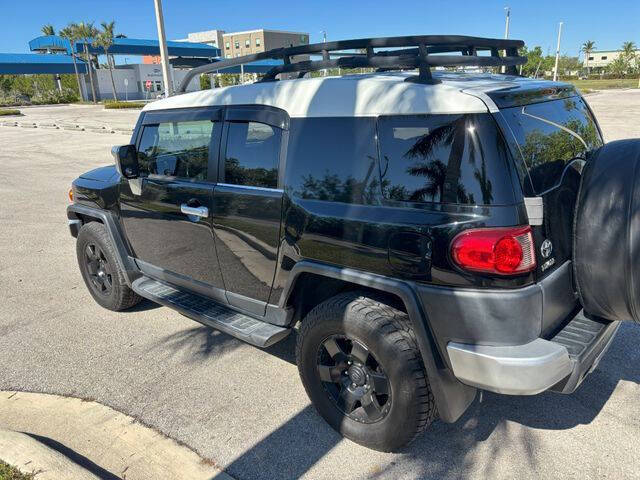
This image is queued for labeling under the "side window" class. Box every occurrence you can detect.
[137,120,213,180]
[285,117,380,204]
[377,114,515,205]
[223,121,281,189]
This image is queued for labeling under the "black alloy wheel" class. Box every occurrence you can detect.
[84,243,113,296]
[317,335,391,424]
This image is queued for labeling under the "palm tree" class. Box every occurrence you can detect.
[41,24,55,36]
[622,41,637,56]
[582,40,596,75]
[73,22,99,103]
[621,41,637,73]
[94,21,118,100]
[59,25,84,101]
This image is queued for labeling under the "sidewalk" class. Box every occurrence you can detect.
[0,391,233,480]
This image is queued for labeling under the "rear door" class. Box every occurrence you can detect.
[119,107,226,300]
[498,96,604,278]
[212,106,288,316]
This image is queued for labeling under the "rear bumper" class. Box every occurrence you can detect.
[446,312,620,395]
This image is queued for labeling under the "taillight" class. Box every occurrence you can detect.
[451,226,536,275]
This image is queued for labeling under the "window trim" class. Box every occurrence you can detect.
[136,107,223,183]
[218,106,289,189]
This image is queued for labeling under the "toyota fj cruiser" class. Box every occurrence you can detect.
[67,36,640,452]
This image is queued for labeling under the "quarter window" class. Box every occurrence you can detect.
[377,114,515,205]
[224,121,281,188]
[137,120,214,180]
[501,97,603,193]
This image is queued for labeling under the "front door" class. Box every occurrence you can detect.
[212,106,288,316]
[120,107,226,300]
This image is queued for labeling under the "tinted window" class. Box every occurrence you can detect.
[137,120,213,180]
[501,97,603,193]
[285,117,380,204]
[377,114,515,205]
[224,121,281,188]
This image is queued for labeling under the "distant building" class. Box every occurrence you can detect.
[223,29,308,58]
[583,49,640,71]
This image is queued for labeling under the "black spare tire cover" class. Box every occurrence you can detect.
[574,139,640,323]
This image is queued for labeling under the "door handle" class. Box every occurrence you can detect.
[180,204,209,218]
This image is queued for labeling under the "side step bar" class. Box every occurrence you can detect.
[132,277,290,348]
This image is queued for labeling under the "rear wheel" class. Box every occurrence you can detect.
[76,222,142,311]
[296,292,436,451]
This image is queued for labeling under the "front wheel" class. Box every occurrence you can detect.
[296,292,436,451]
[76,222,142,311]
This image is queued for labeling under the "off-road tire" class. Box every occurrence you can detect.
[76,221,142,311]
[574,139,640,323]
[296,292,436,452]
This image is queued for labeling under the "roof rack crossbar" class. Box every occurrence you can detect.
[178,35,526,92]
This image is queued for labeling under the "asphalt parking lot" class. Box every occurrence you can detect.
[1,89,639,480]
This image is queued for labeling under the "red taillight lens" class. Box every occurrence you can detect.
[451,226,536,275]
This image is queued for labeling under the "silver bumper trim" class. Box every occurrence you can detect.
[447,339,573,395]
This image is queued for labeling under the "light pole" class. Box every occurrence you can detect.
[501,7,510,73]
[504,7,511,39]
[553,21,563,82]
[153,0,174,96]
[320,30,327,76]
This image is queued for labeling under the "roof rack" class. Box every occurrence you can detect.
[178,35,526,93]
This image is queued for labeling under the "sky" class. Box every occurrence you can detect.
[0,0,637,59]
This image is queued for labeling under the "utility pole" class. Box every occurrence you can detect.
[153,0,174,96]
[553,21,563,82]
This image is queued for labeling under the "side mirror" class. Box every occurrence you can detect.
[112,144,139,179]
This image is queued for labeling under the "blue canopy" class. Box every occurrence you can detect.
[210,59,283,74]
[30,35,220,58]
[0,53,87,74]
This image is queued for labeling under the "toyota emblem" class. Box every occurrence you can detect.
[540,239,553,258]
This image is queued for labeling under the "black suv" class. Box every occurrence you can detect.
[67,36,640,451]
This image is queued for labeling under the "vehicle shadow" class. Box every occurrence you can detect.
[126,298,162,312]
[208,322,639,480]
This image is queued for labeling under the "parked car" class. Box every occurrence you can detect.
[67,35,640,452]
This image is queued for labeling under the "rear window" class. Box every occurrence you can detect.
[377,114,515,205]
[501,97,603,193]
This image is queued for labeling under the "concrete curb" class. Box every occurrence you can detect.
[0,391,234,480]
[0,430,100,479]
[0,122,133,134]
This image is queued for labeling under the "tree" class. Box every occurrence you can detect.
[41,24,55,36]
[94,21,118,100]
[582,40,596,75]
[621,41,638,74]
[73,22,99,103]
[59,25,84,100]
[519,46,554,78]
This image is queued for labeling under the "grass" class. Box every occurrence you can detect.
[566,78,639,91]
[0,109,20,116]
[103,100,145,109]
[0,461,35,480]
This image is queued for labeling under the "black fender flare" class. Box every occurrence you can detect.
[278,260,477,423]
[67,204,140,286]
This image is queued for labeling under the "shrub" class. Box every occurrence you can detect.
[0,108,20,116]
[103,100,145,109]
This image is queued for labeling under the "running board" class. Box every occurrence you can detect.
[132,277,290,347]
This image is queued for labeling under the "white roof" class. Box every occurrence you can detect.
[143,72,543,118]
